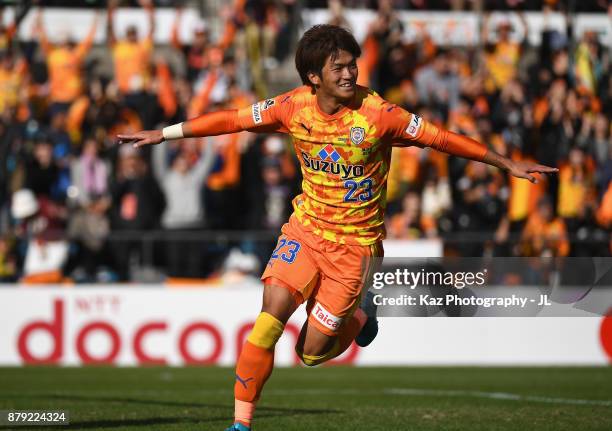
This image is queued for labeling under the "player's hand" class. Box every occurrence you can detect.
[117,130,164,148]
[506,160,558,184]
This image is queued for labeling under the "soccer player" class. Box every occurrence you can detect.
[117,25,557,431]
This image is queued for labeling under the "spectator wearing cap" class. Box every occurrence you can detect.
[11,189,68,282]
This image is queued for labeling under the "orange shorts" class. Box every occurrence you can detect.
[261,215,383,336]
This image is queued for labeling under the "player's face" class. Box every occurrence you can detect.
[318,49,358,101]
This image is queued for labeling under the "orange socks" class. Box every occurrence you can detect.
[234,341,275,403]
[232,309,366,427]
[233,312,285,428]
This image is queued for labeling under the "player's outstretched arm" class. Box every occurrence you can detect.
[118,94,288,147]
[117,109,244,148]
[424,130,558,183]
[387,109,558,183]
[418,131,557,183]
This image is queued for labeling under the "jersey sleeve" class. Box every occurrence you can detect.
[236,93,291,133]
[185,91,293,137]
[379,102,488,162]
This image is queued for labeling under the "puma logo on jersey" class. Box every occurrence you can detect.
[261,99,275,111]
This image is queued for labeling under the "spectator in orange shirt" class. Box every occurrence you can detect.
[557,147,596,227]
[34,9,99,115]
[107,0,156,126]
[596,182,612,230]
[0,50,27,116]
[521,197,569,257]
[482,14,526,92]
[388,190,437,240]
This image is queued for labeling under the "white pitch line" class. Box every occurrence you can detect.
[25,387,611,408]
[259,388,612,407]
[383,388,612,407]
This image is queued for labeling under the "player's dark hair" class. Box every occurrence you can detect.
[295,24,361,88]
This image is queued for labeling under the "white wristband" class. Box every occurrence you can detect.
[162,123,184,140]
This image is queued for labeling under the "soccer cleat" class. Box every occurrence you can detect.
[355,290,378,347]
[224,423,251,431]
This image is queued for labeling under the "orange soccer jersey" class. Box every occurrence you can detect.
[229,85,486,245]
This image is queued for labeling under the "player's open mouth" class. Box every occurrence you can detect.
[339,83,354,88]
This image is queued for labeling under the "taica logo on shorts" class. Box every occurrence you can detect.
[311,302,342,332]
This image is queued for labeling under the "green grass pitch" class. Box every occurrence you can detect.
[0,366,611,430]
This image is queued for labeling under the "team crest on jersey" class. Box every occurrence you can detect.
[350,127,366,145]
[261,99,275,111]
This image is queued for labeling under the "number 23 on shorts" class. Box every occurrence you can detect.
[270,238,301,264]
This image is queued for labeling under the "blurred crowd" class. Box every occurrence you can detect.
[0,0,610,284]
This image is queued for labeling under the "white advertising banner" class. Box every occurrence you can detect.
[0,285,610,366]
[302,10,612,46]
[5,8,611,46]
